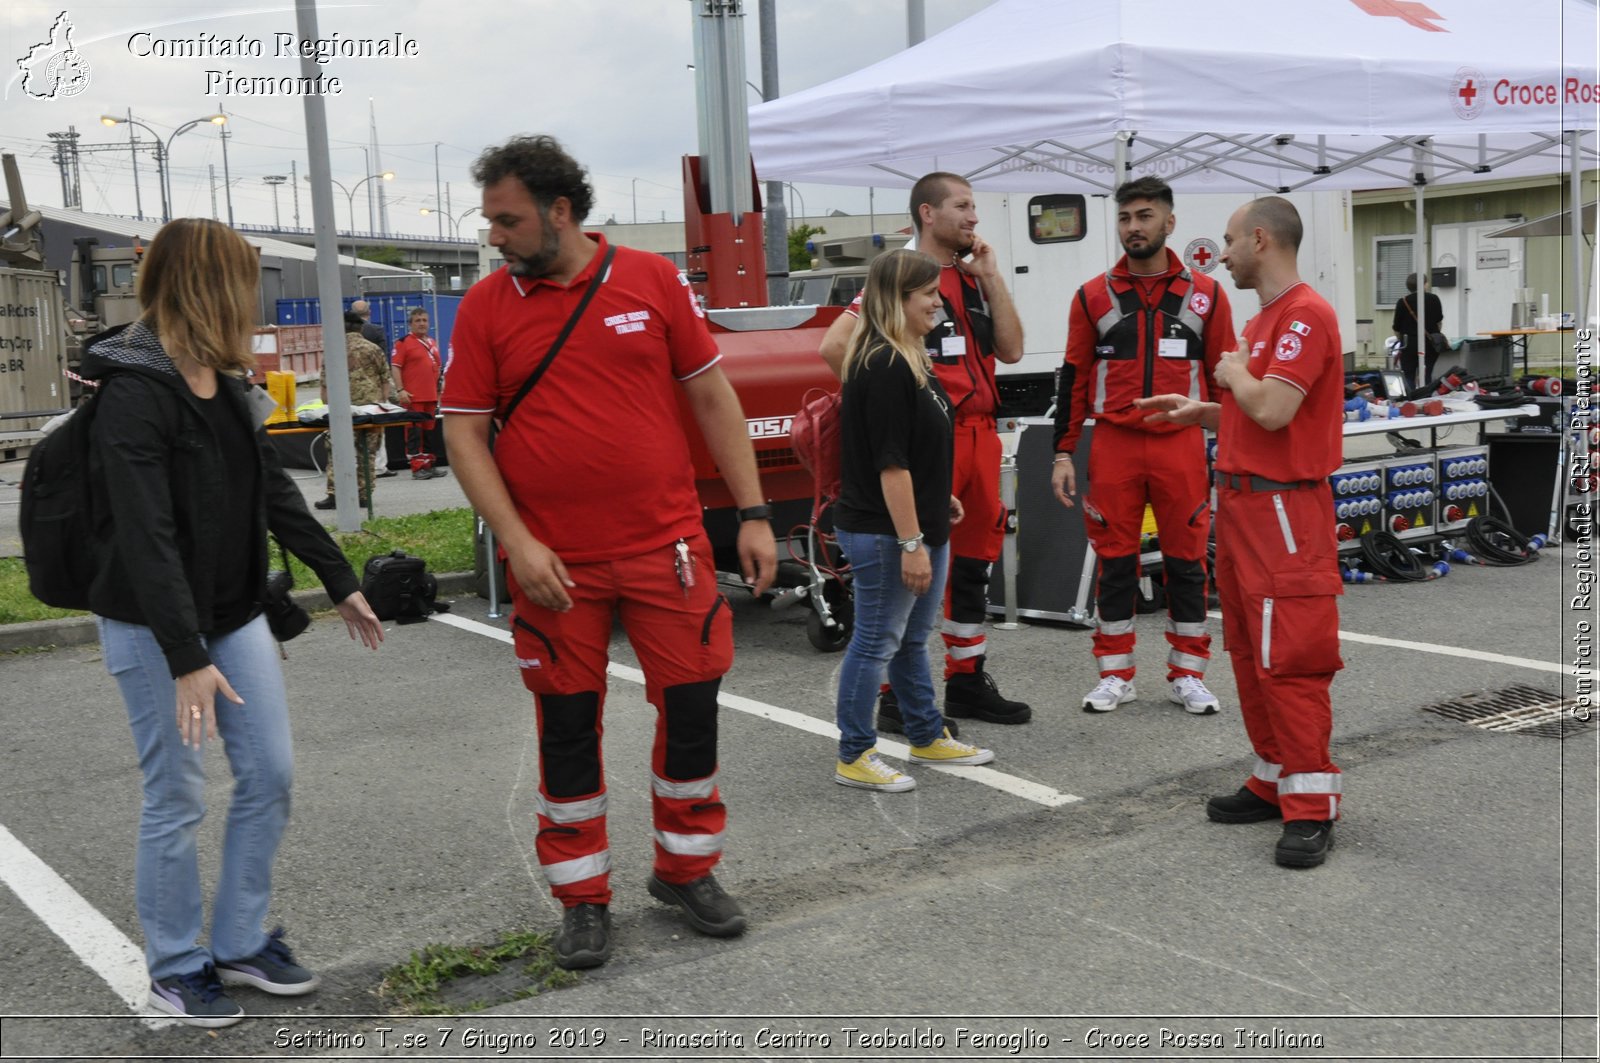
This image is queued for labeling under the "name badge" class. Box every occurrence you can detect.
[941,334,968,359]
[1157,337,1189,359]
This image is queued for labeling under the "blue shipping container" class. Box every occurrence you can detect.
[272,293,462,364]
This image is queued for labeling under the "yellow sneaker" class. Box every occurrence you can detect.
[909,730,995,765]
[834,749,916,792]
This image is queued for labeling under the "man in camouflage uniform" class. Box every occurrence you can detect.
[315,312,401,510]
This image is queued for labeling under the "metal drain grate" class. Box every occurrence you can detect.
[1422,684,1590,739]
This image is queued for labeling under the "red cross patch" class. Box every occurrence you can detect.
[1189,291,1211,316]
[1276,332,1304,362]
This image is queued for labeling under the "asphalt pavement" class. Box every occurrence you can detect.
[0,438,1595,1062]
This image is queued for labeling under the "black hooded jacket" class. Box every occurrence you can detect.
[81,321,360,676]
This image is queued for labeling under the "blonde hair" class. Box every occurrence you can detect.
[137,218,260,373]
[841,249,940,387]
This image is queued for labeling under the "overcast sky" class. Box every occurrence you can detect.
[0,0,994,239]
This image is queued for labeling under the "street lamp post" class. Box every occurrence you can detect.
[306,170,394,261]
[419,205,481,288]
[262,175,287,229]
[100,112,226,223]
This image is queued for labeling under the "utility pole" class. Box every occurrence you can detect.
[209,164,219,219]
[47,128,82,208]
[218,113,235,225]
[433,143,443,238]
[264,174,287,228]
[291,160,301,227]
[124,108,144,220]
[758,0,786,304]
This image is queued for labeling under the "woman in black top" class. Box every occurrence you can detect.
[83,218,385,1027]
[831,250,996,792]
[1392,272,1445,392]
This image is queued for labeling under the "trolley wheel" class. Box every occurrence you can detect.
[804,579,853,652]
[805,608,851,652]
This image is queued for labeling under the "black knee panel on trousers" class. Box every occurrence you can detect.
[1096,552,1140,621]
[537,691,601,797]
[662,679,721,781]
[1163,555,1208,623]
[948,555,993,623]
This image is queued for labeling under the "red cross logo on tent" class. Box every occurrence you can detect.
[1348,0,1448,32]
[1450,66,1488,120]
[1184,237,1221,275]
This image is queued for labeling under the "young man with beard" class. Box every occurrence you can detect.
[442,135,777,966]
[1052,177,1232,717]
[1137,196,1345,870]
[818,172,1031,734]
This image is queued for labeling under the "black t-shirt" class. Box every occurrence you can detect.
[1392,291,1443,344]
[833,345,954,546]
[193,390,260,634]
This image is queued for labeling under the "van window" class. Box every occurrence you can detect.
[1028,194,1087,244]
[829,275,865,307]
[92,265,107,295]
[111,264,134,290]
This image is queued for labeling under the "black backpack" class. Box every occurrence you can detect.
[19,391,102,610]
[361,550,446,624]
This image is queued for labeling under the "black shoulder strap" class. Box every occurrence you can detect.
[499,243,617,429]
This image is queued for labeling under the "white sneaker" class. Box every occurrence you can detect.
[1169,675,1221,715]
[834,750,916,792]
[1082,676,1136,713]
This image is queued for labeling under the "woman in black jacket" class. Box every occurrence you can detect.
[84,218,384,1028]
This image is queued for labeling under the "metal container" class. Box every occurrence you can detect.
[0,267,68,441]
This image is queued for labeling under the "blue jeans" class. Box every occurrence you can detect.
[97,614,292,980]
[834,529,950,762]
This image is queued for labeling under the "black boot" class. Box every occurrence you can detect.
[944,659,1031,724]
[553,903,611,969]
[313,496,337,510]
[1275,820,1334,868]
[876,687,957,738]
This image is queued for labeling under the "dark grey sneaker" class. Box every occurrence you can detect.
[944,668,1032,724]
[1206,786,1283,823]
[876,687,958,738]
[1275,820,1335,868]
[149,964,244,1028]
[215,927,320,995]
[647,873,747,937]
[553,903,612,970]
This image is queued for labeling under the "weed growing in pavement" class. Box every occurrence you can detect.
[377,928,578,1014]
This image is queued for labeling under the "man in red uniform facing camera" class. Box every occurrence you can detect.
[818,172,1031,734]
[1052,176,1232,717]
[443,135,777,968]
[1137,196,1344,870]
[390,308,445,479]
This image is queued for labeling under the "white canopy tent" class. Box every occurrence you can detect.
[749,0,1599,322]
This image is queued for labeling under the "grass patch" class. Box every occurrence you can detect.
[376,928,578,1015]
[0,507,478,625]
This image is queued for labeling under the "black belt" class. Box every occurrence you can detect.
[1215,472,1327,493]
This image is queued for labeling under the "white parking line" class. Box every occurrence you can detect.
[0,823,171,1029]
[430,612,1081,808]
[1205,611,1565,675]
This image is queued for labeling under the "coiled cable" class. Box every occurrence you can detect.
[1358,530,1431,581]
[1464,515,1542,566]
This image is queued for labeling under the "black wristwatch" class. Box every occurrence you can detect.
[736,504,773,523]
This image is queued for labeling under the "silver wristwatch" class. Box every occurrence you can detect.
[898,533,924,553]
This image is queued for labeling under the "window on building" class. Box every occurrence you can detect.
[1374,237,1415,308]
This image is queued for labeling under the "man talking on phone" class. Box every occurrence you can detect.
[819,172,1031,732]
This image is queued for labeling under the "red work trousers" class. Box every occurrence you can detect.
[508,532,734,907]
[1082,423,1212,680]
[404,400,438,472]
[1214,480,1345,822]
[941,419,1006,677]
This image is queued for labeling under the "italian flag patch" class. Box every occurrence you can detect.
[1289,320,1312,336]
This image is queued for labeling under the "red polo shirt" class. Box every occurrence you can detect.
[392,333,442,403]
[442,235,721,562]
[1216,281,1343,482]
